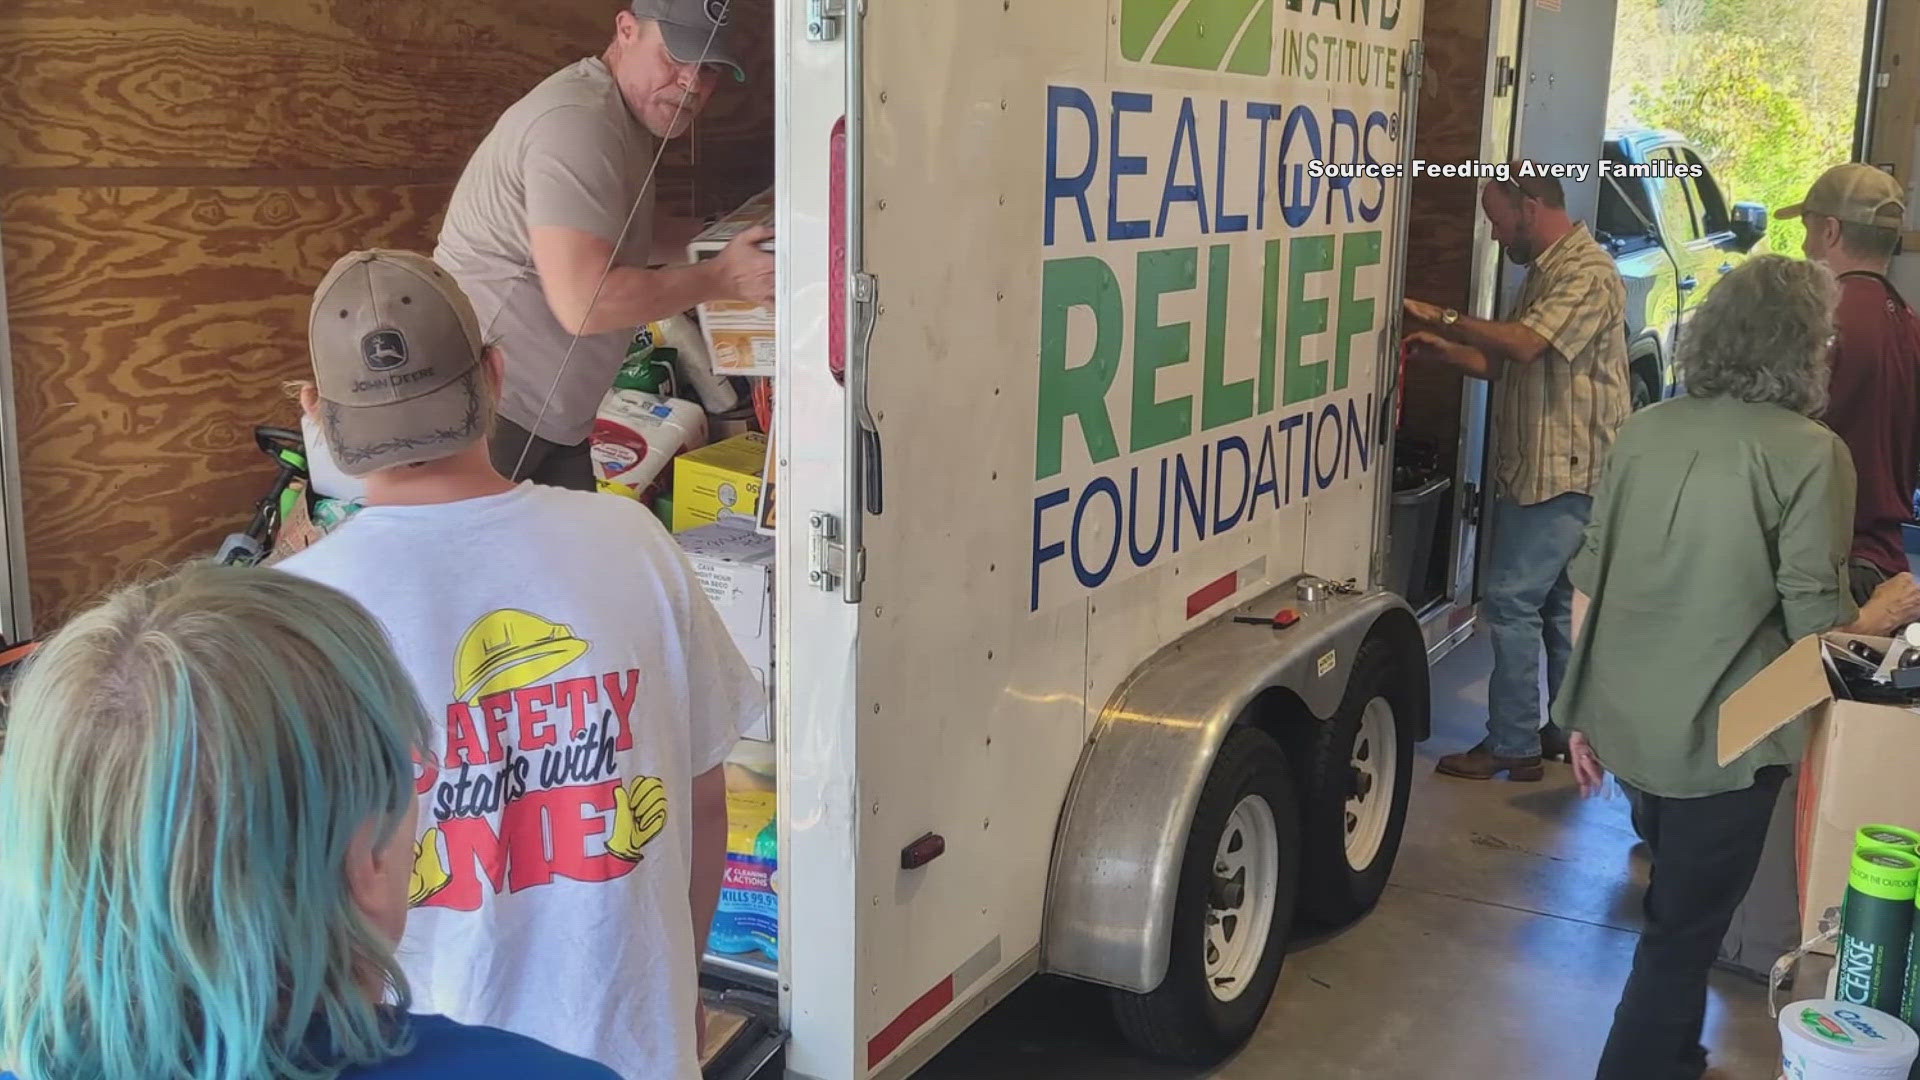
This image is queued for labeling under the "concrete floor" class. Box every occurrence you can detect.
[918,629,1783,1080]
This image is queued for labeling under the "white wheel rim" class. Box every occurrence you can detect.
[1345,697,1398,872]
[1205,794,1280,1003]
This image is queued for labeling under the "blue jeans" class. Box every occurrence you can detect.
[1483,492,1592,758]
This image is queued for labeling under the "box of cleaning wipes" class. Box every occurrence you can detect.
[671,432,766,534]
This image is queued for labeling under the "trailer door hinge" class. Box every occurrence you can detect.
[1462,482,1483,528]
[1494,55,1517,97]
[809,512,863,592]
[808,0,846,40]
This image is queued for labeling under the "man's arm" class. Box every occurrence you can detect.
[1405,298,1553,368]
[689,763,727,964]
[530,225,774,336]
[516,105,775,335]
[1405,330,1500,381]
[650,212,707,267]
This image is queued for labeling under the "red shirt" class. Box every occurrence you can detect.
[1823,271,1920,576]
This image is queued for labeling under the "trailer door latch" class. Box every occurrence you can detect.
[1494,55,1517,97]
[810,512,861,593]
[807,0,846,40]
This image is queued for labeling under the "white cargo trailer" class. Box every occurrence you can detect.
[701,0,1459,1076]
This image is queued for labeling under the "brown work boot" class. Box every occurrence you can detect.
[1435,742,1544,782]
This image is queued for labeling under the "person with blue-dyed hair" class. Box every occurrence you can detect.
[0,564,617,1080]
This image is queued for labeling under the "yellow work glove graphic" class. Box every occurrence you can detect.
[409,827,451,906]
[609,775,669,862]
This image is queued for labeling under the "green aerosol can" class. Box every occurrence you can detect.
[1860,824,1920,855]
[1836,843,1920,1015]
[1904,875,1920,1033]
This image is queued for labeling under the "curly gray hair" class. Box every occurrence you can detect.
[1679,254,1837,417]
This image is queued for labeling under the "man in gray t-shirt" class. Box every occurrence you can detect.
[436,0,774,489]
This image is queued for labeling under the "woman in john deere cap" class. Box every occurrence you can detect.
[0,565,617,1080]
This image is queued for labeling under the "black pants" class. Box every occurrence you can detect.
[1596,766,1788,1080]
[491,416,595,491]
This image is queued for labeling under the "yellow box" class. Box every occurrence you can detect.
[689,188,776,376]
[671,432,767,533]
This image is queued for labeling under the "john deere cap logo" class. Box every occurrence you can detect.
[1121,0,1273,76]
[705,0,730,25]
[362,330,408,372]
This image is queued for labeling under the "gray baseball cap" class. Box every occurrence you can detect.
[307,251,489,477]
[630,0,745,81]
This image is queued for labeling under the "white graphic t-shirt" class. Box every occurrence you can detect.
[282,483,762,1080]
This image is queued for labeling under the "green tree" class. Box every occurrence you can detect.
[1626,40,1840,251]
[1608,0,1868,254]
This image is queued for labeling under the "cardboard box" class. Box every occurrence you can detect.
[1718,633,1920,952]
[689,188,775,377]
[679,523,774,742]
[672,433,767,533]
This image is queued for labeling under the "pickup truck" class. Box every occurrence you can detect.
[1594,128,1772,408]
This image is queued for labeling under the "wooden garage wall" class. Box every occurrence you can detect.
[0,0,773,626]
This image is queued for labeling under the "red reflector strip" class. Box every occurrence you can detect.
[1186,571,1239,619]
[828,116,848,385]
[867,975,955,1069]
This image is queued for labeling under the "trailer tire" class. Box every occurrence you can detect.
[1110,726,1300,1067]
[1297,637,1415,927]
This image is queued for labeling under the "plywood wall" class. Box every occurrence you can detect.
[1400,0,1500,470]
[0,0,774,625]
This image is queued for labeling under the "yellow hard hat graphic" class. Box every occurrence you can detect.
[453,609,591,703]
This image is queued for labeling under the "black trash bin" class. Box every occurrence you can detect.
[1387,476,1451,608]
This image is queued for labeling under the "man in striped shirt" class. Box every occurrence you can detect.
[1404,169,1631,781]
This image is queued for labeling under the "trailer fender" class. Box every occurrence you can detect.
[1041,581,1426,993]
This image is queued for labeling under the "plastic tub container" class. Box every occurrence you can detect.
[1386,476,1450,608]
[1778,1000,1918,1078]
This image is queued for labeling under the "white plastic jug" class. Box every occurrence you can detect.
[1778,1001,1918,1079]
[654,314,742,414]
[591,390,708,501]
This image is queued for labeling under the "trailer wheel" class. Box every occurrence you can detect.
[1110,726,1300,1067]
[1298,637,1415,926]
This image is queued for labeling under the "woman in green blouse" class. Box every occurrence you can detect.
[1556,253,1920,1079]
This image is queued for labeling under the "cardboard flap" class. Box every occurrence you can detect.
[1718,635,1832,765]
